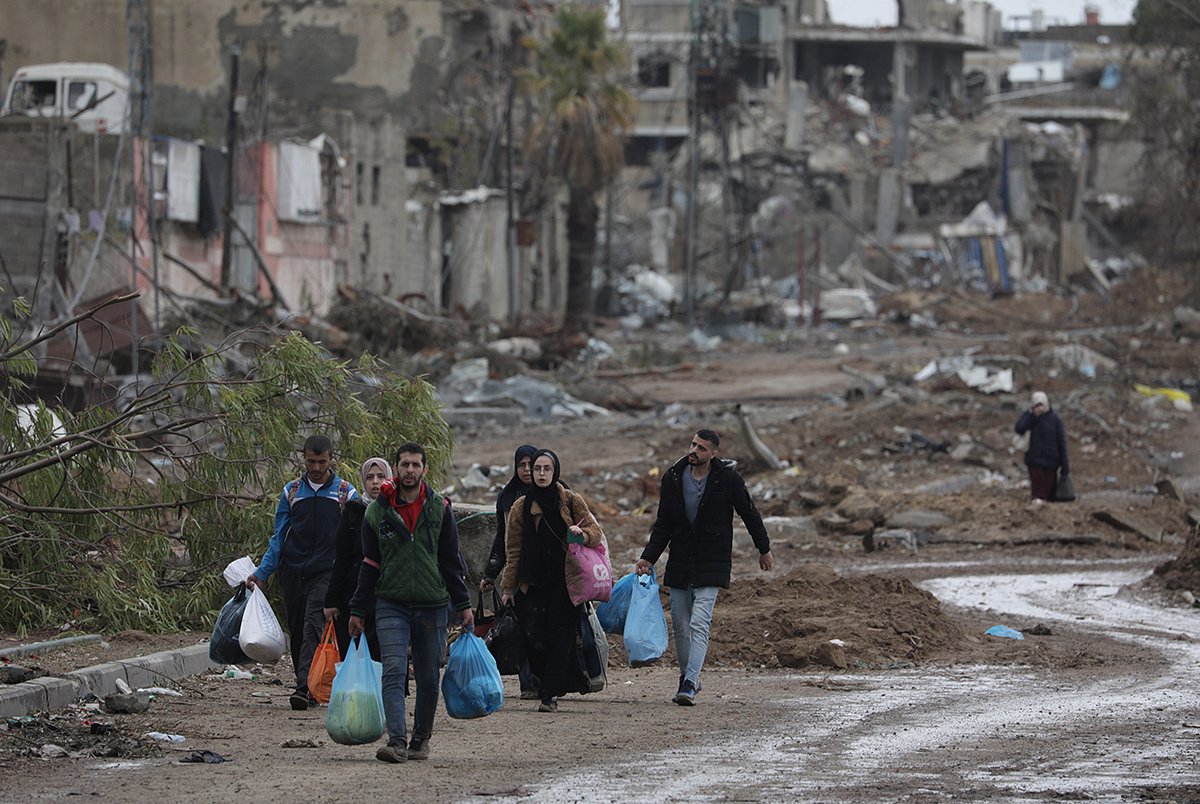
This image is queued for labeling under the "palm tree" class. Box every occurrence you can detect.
[524,4,634,331]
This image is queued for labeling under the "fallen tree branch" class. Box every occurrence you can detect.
[1,292,138,363]
[734,402,782,470]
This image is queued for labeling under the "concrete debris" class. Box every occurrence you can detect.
[1091,510,1164,542]
[102,691,151,715]
[820,289,877,321]
[1041,344,1117,377]
[437,358,610,421]
[488,337,543,362]
[459,464,493,491]
[914,355,1012,394]
[887,510,953,530]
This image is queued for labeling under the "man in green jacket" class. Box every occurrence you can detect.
[349,441,473,763]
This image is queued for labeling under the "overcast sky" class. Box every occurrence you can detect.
[830,0,1138,27]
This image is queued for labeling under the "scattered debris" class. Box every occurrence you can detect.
[102,692,151,715]
[984,625,1024,640]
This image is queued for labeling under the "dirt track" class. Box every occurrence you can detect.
[3,280,1200,801]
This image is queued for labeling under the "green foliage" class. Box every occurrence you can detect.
[0,309,452,635]
[522,5,635,326]
[524,4,634,194]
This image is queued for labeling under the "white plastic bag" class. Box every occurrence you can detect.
[222,556,257,589]
[238,586,286,663]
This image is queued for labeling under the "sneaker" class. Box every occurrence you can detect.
[289,688,310,711]
[537,699,558,713]
[406,736,430,760]
[376,740,408,763]
[519,689,540,700]
[673,679,697,706]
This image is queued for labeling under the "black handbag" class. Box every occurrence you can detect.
[1054,473,1076,502]
[484,603,526,675]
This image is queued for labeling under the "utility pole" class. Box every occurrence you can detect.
[220,44,241,291]
[684,0,733,327]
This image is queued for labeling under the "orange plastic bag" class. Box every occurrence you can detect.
[308,620,340,704]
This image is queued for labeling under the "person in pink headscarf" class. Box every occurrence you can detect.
[323,457,391,657]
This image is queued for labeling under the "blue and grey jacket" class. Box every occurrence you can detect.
[254,472,358,581]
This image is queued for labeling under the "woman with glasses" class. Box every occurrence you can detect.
[499,449,604,712]
[1015,390,1070,502]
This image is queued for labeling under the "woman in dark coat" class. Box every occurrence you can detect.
[1015,391,1069,502]
[481,444,539,698]
[322,457,390,658]
[499,449,603,712]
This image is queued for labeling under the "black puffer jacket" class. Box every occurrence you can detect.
[1015,408,1069,475]
[324,498,367,613]
[641,457,770,589]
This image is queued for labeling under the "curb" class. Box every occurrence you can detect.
[0,644,219,719]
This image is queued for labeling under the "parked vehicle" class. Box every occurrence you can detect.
[1,62,129,134]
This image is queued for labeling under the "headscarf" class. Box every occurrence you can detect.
[1031,391,1050,410]
[359,457,392,503]
[496,444,538,519]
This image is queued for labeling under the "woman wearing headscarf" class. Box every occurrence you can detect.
[1015,391,1069,502]
[481,444,539,699]
[499,449,604,712]
[323,457,391,658]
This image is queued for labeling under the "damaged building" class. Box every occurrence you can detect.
[610,0,1146,319]
[0,0,570,391]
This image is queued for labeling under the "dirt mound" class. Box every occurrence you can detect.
[707,563,970,670]
[1152,528,1200,592]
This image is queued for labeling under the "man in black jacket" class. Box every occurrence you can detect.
[636,429,772,706]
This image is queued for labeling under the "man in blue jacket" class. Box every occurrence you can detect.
[349,441,472,763]
[636,429,772,706]
[247,434,357,710]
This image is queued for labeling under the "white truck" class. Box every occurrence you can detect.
[1,62,129,134]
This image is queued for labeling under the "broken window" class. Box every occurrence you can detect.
[736,53,780,91]
[7,79,58,115]
[637,55,671,88]
[371,165,381,206]
[406,137,448,183]
[624,135,685,167]
[67,81,97,113]
[355,162,364,206]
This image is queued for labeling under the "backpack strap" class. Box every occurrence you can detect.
[285,479,301,508]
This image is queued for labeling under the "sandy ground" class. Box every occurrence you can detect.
[3,279,1200,801]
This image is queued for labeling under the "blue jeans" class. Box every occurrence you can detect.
[669,586,719,686]
[375,599,447,744]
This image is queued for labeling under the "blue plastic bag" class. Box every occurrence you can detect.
[984,624,1024,640]
[596,572,637,635]
[623,571,668,665]
[325,635,386,745]
[442,632,504,719]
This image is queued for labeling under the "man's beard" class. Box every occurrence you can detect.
[399,476,421,490]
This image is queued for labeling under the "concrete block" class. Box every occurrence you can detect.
[0,681,50,718]
[67,661,126,696]
[24,677,79,712]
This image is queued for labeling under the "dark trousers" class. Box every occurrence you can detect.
[1029,465,1057,501]
[518,584,585,701]
[278,567,330,690]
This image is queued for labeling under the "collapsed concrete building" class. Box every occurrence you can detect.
[0,0,572,379]
[612,0,1145,317]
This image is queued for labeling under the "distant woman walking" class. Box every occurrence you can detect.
[1015,391,1069,502]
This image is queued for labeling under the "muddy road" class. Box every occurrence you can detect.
[2,553,1195,803]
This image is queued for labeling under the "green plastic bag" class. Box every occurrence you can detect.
[325,635,386,745]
